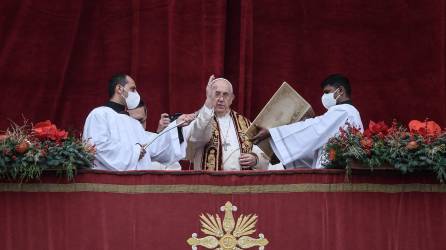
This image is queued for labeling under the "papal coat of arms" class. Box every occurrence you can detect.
[187,201,269,250]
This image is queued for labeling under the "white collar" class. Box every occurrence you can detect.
[216,112,231,121]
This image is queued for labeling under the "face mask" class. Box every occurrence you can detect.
[321,89,340,109]
[122,89,140,109]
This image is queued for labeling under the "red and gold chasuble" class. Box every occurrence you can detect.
[201,110,253,170]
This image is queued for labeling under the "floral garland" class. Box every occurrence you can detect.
[0,120,95,180]
[324,119,446,182]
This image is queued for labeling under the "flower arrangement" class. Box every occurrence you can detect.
[0,120,95,181]
[324,119,446,182]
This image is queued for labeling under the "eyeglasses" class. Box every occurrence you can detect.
[215,92,231,99]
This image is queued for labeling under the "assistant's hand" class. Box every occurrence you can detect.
[157,113,170,133]
[239,153,258,168]
[251,126,270,145]
[302,108,315,120]
[136,143,147,161]
[176,113,197,127]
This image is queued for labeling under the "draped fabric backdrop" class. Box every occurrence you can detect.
[0,0,445,132]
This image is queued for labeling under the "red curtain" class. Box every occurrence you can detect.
[1,170,446,250]
[1,0,445,132]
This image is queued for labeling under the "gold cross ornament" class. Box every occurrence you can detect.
[187,201,269,250]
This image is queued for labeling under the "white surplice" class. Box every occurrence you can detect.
[182,105,214,169]
[268,104,363,169]
[83,106,184,171]
[146,131,182,170]
[215,113,268,171]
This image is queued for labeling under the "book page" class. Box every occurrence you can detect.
[246,82,314,157]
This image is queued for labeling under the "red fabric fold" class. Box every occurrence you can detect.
[1,1,445,132]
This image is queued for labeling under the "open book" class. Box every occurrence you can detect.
[246,82,314,157]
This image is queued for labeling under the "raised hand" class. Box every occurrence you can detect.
[157,113,171,133]
[176,113,197,127]
[205,74,217,108]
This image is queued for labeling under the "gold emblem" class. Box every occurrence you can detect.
[187,201,269,250]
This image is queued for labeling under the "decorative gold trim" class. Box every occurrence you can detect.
[1,183,446,194]
[187,201,269,249]
[202,110,254,170]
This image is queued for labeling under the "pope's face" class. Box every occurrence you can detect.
[128,106,147,130]
[212,80,234,116]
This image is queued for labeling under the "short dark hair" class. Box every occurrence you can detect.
[320,74,351,97]
[137,99,147,113]
[108,73,128,98]
[135,99,144,108]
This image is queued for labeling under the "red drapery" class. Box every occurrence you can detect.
[1,169,445,250]
[1,0,445,132]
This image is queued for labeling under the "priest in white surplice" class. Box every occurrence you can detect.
[128,100,183,170]
[187,76,269,171]
[252,74,364,169]
[127,79,217,170]
[127,98,214,170]
[82,74,194,171]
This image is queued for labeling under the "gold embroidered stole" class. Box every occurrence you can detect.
[201,110,253,170]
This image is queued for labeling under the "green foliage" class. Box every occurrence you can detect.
[0,121,94,181]
[324,121,446,182]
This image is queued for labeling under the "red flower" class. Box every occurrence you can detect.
[364,121,389,138]
[363,129,372,138]
[408,120,441,138]
[33,120,68,141]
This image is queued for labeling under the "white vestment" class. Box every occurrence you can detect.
[185,108,268,171]
[182,105,214,169]
[146,131,182,170]
[83,106,185,171]
[268,162,285,170]
[268,104,363,169]
[215,113,268,171]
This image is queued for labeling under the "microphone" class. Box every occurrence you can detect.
[142,120,187,149]
[142,112,197,149]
